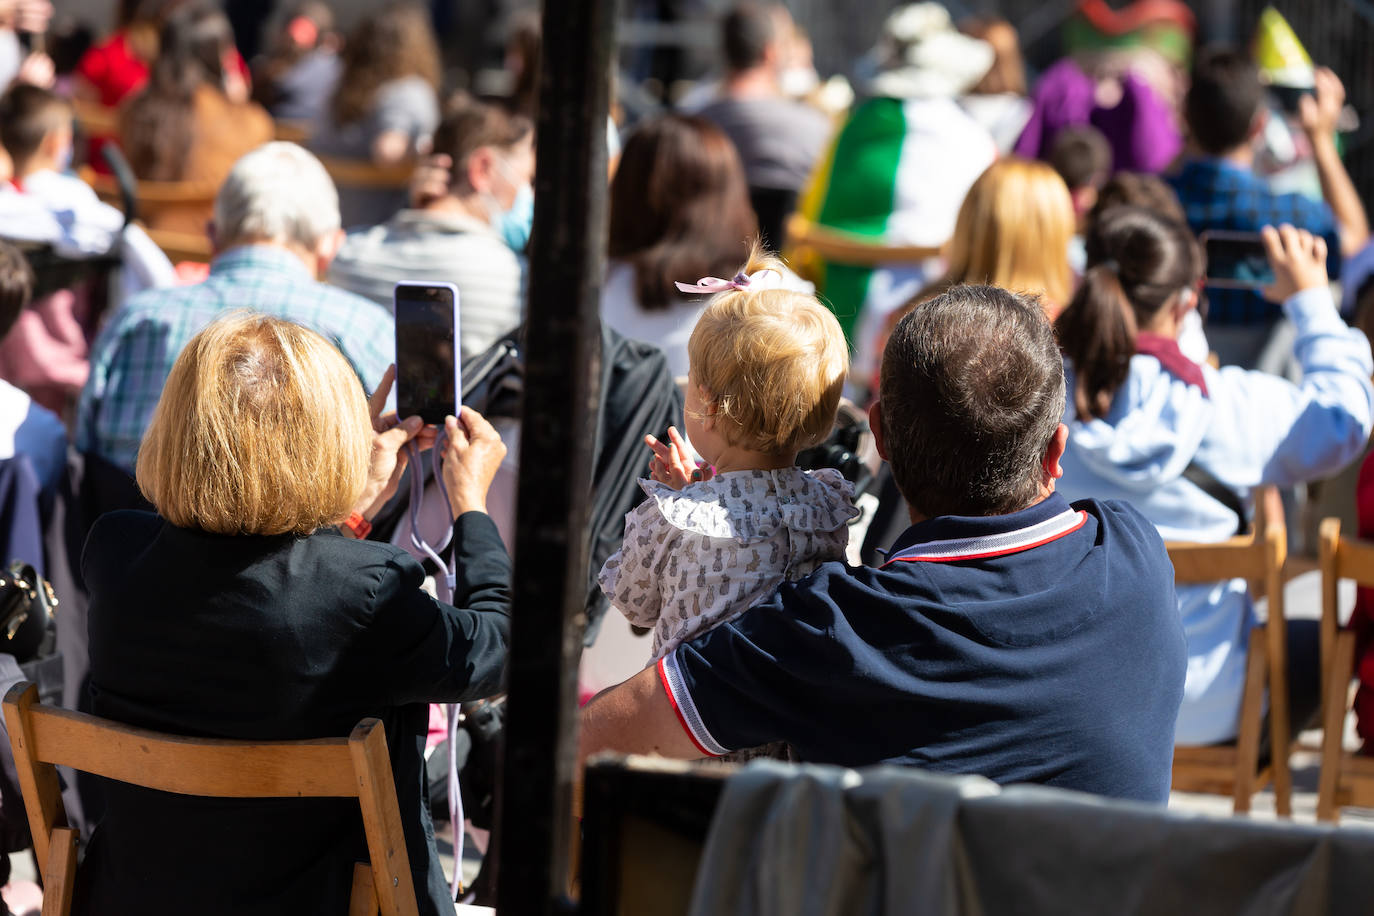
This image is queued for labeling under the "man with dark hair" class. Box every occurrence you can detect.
[1169,46,1368,369]
[580,285,1186,803]
[694,3,832,248]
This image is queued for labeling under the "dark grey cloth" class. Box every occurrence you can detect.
[74,509,511,916]
[690,761,1374,916]
[310,76,440,227]
[263,50,342,122]
[696,96,833,192]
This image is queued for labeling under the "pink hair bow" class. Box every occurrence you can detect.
[674,268,783,295]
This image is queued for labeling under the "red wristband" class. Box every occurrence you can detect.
[343,511,372,539]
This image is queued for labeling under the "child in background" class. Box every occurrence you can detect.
[1048,125,1112,275]
[599,246,857,663]
[0,84,172,294]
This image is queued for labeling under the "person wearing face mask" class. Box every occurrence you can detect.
[329,99,533,361]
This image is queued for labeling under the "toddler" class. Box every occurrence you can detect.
[598,247,856,662]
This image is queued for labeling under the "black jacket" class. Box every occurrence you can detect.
[74,510,511,915]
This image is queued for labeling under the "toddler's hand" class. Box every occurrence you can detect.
[645,427,712,490]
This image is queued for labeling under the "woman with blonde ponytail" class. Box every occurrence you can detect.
[1055,206,1374,746]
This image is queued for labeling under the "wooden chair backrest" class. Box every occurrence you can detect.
[144,228,213,264]
[1319,517,1374,687]
[1165,485,1285,590]
[1165,485,1290,814]
[785,214,943,268]
[81,170,220,209]
[273,119,311,144]
[2,682,418,915]
[70,99,118,138]
[317,156,415,191]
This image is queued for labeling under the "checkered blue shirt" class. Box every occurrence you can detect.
[77,245,395,471]
[1169,157,1341,326]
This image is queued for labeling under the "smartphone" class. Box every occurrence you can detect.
[393,282,461,425]
[1269,83,1314,116]
[1202,231,1275,291]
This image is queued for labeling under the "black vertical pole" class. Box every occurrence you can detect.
[493,0,615,912]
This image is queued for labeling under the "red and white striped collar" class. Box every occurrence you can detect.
[882,507,1088,565]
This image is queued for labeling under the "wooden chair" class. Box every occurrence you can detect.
[144,227,214,264]
[317,156,415,192]
[1167,485,1293,816]
[69,99,118,139]
[785,214,943,269]
[2,682,418,916]
[273,119,312,144]
[79,168,220,235]
[1315,518,1374,821]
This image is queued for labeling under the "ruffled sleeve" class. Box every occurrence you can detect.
[638,468,858,543]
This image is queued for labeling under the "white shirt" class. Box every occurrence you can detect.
[0,378,65,497]
[0,171,175,298]
[600,261,816,380]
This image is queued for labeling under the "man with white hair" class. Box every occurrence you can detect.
[77,142,394,473]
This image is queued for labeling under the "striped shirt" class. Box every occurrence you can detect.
[76,244,394,471]
[329,209,524,361]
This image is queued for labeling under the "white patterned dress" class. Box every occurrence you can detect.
[598,467,858,663]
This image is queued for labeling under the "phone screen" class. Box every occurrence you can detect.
[1202,232,1275,291]
[394,283,459,425]
[1269,84,1314,116]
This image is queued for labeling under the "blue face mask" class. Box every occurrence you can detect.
[493,183,534,254]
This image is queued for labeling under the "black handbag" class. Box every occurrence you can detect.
[0,562,57,663]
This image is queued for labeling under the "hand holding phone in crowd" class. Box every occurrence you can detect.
[1261,223,1329,303]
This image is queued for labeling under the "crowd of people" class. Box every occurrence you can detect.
[0,0,1368,911]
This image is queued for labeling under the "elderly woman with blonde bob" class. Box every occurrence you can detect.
[599,244,858,664]
[75,314,510,915]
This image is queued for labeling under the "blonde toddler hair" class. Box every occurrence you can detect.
[686,246,848,455]
[136,313,372,536]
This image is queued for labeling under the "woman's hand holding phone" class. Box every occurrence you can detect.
[355,365,434,520]
[442,408,507,518]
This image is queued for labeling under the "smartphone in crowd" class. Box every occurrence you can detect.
[393,281,461,425]
[1268,83,1314,117]
[1201,231,1276,291]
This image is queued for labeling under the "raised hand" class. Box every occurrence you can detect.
[644,426,711,490]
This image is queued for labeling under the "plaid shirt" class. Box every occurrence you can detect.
[1169,157,1341,326]
[77,245,395,471]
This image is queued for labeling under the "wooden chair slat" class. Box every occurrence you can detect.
[317,157,415,190]
[25,704,358,797]
[1334,536,1374,586]
[1168,485,1291,815]
[350,721,420,916]
[40,827,77,916]
[1315,523,1374,824]
[2,683,417,914]
[785,215,943,267]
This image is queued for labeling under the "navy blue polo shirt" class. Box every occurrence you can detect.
[658,493,1186,803]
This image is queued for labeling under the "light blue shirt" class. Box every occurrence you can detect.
[77,244,394,471]
[1057,286,1374,743]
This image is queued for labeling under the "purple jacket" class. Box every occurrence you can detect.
[1015,58,1181,174]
